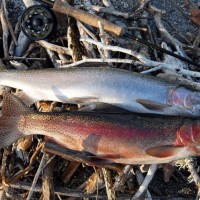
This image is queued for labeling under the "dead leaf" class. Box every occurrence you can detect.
[191,8,200,26]
[86,169,104,194]
[17,136,33,151]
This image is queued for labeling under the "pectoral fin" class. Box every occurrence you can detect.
[136,99,170,111]
[146,145,184,158]
[69,96,98,104]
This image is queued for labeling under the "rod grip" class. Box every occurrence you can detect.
[53,0,124,36]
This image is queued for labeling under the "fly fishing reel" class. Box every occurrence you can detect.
[21,5,57,40]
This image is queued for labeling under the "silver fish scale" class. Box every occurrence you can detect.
[0,67,197,116]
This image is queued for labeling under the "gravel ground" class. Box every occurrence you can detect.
[151,0,198,41]
[110,0,139,12]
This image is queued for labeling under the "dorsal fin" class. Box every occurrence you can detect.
[2,92,32,116]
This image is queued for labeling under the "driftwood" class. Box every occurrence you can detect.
[8,182,133,199]
[53,0,124,36]
[43,141,123,172]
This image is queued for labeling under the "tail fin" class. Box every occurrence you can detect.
[0,92,33,148]
[2,92,31,116]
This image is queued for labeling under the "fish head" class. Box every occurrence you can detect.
[177,123,200,144]
[176,122,200,155]
[169,87,200,114]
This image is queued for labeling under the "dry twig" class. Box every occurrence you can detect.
[46,49,60,68]
[0,148,10,199]
[9,142,44,184]
[98,21,111,60]
[8,182,133,199]
[77,21,104,57]
[81,37,200,78]
[62,161,80,184]
[157,73,200,91]
[27,153,46,200]
[113,165,132,191]
[60,58,135,67]
[193,29,200,48]
[102,168,116,200]
[185,158,200,188]
[92,5,130,19]
[37,40,72,56]
[135,169,152,199]
[132,164,158,200]
[0,3,9,57]
[3,56,46,61]
[42,153,55,200]
[9,20,20,56]
[148,5,184,46]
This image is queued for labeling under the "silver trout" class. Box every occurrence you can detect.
[1,92,200,165]
[0,67,200,116]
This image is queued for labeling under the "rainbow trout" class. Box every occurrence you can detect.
[1,92,200,165]
[0,67,200,116]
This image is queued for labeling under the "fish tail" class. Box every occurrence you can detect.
[0,92,33,148]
